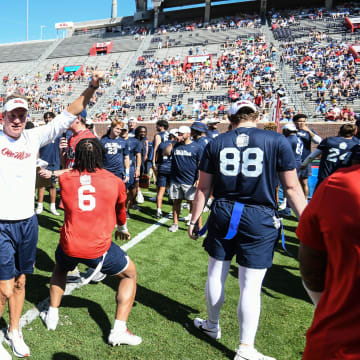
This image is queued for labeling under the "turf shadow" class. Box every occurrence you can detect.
[25,273,51,305]
[36,214,63,233]
[60,295,112,342]
[52,353,80,360]
[36,248,55,272]
[127,212,169,228]
[103,279,235,359]
[262,264,311,303]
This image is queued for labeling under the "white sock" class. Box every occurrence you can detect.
[157,208,161,212]
[50,203,56,209]
[48,306,59,317]
[238,265,267,345]
[205,256,231,325]
[37,202,43,208]
[113,320,127,332]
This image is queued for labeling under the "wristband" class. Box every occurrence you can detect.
[89,84,99,90]
[189,221,197,226]
[125,172,130,177]
[117,224,128,233]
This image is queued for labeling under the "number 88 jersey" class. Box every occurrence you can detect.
[200,127,296,209]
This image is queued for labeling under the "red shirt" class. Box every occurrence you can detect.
[65,129,96,168]
[59,169,127,259]
[296,165,360,360]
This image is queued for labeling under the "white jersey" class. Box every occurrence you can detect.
[0,111,76,220]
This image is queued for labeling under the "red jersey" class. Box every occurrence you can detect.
[296,165,360,360]
[59,169,127,259]
[65,129,96,168]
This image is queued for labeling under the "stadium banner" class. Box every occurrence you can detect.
[55,22,74,30]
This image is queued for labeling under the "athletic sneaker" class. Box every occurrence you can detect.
[203,206,210,212]
[193,318,221,340]
[136,191,144,204]
[156,209,163,218]
[40,310,59,331]
[179,214,191,222]
[108,329,142,346]
[50,207,60,216]
[278,201,287,211]
[5,328,30,357]
[35,203,43,215]
[0,342,11,360]
[168,224,178,232]
[234,346,276,360]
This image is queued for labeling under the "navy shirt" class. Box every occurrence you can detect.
[297,129,318,160]
[317,136,359,185]
[171,141,203,185]
[100,135,129,178]
[126,137,142,170]
[39,137,61,171]
[285,134,303,169]
[157,140,173,174]
[200,127,296,209]
[158,130,169,143]
[207,129,220,140]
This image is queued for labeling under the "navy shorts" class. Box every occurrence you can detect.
[0,215,38,280]
[156,173,171,188]
[55,242,129,275]
[299,163,312,179]
[203,200,280,269]
[125,169,136,190]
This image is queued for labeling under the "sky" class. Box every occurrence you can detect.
[0,1,139,44]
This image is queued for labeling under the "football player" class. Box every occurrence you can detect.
[40,138,141,346]
[188,100,306,360]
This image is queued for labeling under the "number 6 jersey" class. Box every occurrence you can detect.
[200,127,296,209]
[59,169,127,259]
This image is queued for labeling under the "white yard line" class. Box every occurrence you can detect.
[0,216,170,340]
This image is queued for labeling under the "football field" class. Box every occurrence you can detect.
[1,188,314,360]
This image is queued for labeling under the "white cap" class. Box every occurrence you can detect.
[282,122,298,132]
[228,100,257,116]
[178,126,191,134]
[4,98,29,112]
[129,117,137,123]
[207,118,220,124]
[169,128,178,136]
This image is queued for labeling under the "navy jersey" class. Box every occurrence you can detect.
[317,136,359,185]
[195,136,211,150]
[39,136,61,171]
[200,128,296,209]
[297,129,318,160]
[126,137,142,170]
[158,130,169,143]
[207,129,220,140]
[171,141,203,185]
[157,140,173,174]
[285,134,303,168]
[100,135,129,178]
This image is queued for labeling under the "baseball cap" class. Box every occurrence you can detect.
[129,117,137,123]
[4,98,29,112]
[178,125,191,134]
[169,128,179,136]
[228,100,257,116]
[207,118,220,124]
[191,121,208,132]
[282,123,298,132]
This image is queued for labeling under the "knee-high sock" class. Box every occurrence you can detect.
[238,265,267,345]
[205,256,231,324]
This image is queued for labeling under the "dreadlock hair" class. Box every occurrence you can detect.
[73,138,104,173]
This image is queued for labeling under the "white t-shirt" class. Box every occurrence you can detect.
[0,111,76,220]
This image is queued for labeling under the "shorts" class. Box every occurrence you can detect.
[0,215,39,280]
[203,200,280,269]
[169,182,196,201]
[35,166,57,188]
[55,242,129,275]
[125,169,136,190]
[299,163,312,179]
[157,173,171,188]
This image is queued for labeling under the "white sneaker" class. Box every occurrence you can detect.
[5,328,30,357]
[278,199,287,210]
[136,191,144,204]
[40,310,59,331]
[156,209,163,218]
[234,346,276,360]
[108,328,142,346]
[193,318,221,340]
[168,224,178,232]
[203,206,210,212]
[179,214,191,222]
[50,207,60,216]
[0,342,11,360]
[35,203,43,215]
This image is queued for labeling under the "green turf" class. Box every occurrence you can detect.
[1,188,314,360]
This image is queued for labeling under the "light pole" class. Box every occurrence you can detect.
[41,25,46,40]
[26,0,29,41]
